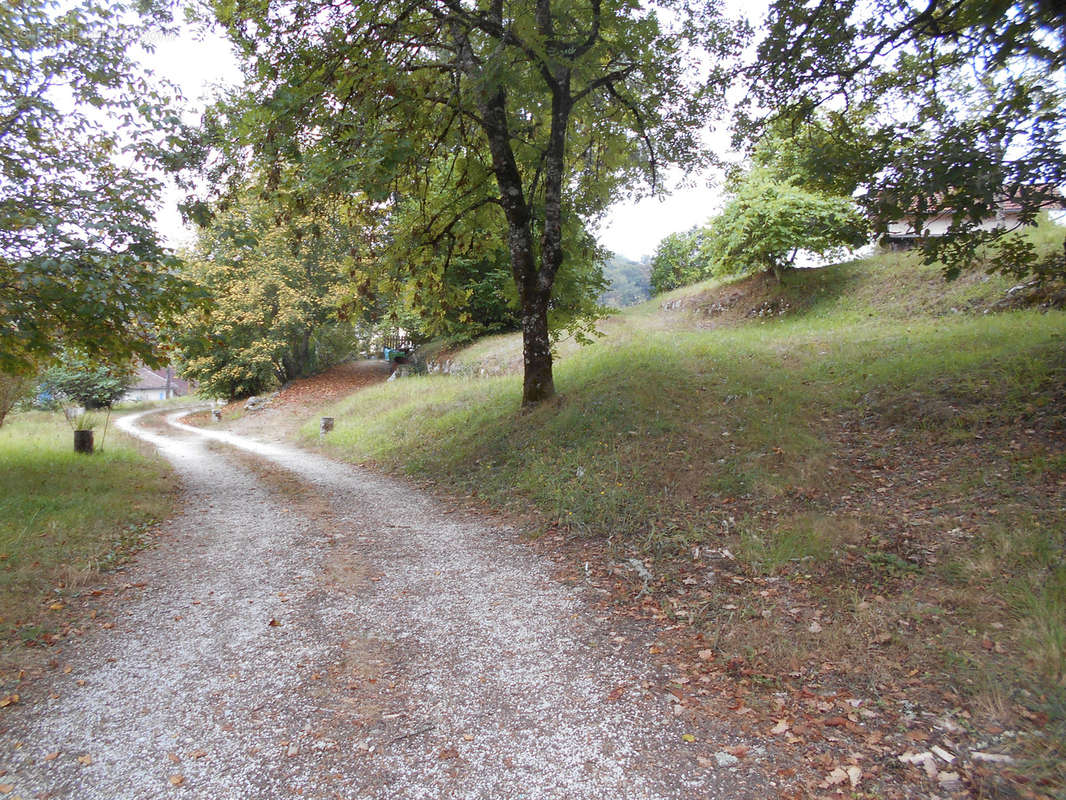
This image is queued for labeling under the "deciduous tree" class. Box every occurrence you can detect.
[746,0,1066,280]
[703,169,868,281]
[649,228,711,294]
[177,193,362,399]
[0,0,199,373]
[207,0,743,405]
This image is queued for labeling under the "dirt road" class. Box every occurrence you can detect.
[0,409,765,799]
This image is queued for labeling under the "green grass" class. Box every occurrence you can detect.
[311,306,1064,541]
[0,411,176,643]
[736,512,835,574]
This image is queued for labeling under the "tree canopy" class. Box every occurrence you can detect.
[746,0,1066,281]
[205,0,744,405]
[176,192,363,399]
[649,227,711,295]
[0,0,199,373]
[703,170,868,280]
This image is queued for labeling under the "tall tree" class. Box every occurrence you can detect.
[0,0,199,373]
[177,192,363,399]
[208,0,743,405]
[746,0,1066,280]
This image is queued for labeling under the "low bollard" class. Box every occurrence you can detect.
[73,429,94,454]
[320,417,335,435]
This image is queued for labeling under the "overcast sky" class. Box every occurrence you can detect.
[147,9,757,262]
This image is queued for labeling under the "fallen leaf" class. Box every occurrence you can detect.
[697,649,714,661]
[770,719,789,735]
[606,685,627,702]
[0,784,12,794]
[77,754,92,766]
[822,767,848,787]
[268,618,281,627]
[0,694,18,707]
[931,745,955,763]
[682,734,695,743]
[167,752,180,764]
[725,745,748,758]
[189,749,207,759]
[808,621,823,633]
[846,765,862,788]
[438,748,459,760]
[43,752,59,762]
[169,774,184,786]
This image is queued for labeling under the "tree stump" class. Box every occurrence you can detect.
[74,430,94,454]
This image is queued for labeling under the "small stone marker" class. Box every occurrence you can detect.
[320,417,335,435]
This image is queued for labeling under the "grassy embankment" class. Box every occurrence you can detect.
[305,240,1065,786]
[0,412,176,654]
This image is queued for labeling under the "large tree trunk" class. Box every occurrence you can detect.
[472,78,559,406]
[455,21,571,407]
[521,295,554,405]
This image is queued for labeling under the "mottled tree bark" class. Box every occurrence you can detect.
[450,4,582,406]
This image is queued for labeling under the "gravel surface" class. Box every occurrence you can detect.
[0,409,766,799]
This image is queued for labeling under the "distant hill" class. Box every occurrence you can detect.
[599,253,651,308]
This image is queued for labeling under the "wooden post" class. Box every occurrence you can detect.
[73,430,94,454]
[320,417,334,435]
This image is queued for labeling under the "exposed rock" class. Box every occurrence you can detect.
[713,751,739,767]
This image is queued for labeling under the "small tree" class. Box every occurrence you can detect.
[649,228,712,294]
[0,370,37,427]
[39,361,134,410]
[703,171,868,281]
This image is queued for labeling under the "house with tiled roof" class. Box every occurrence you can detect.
[882,191,1066,248]
[121,366,193,403]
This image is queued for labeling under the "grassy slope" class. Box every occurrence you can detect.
[306,245,1065,790]
[0,412,176,652]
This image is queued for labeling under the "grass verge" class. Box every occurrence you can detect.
[0,411,176,653]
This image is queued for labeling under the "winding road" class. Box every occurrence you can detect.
[0,409,763,798]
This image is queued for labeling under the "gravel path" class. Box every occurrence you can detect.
[0,409,764,799]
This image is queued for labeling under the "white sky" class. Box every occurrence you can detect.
[145,29,242,251]
[596,162,731,262]
[146,6,761,262]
